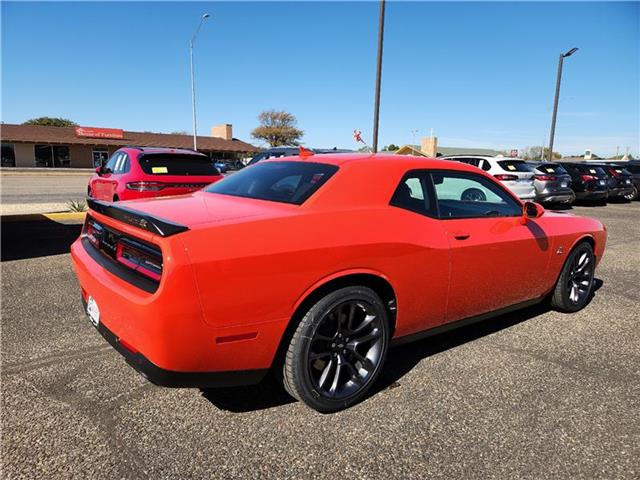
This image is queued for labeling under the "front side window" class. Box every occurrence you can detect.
[431,171,521,219]
[105,152,121,172]
[206,161,338,205]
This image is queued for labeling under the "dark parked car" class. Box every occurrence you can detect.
[590,163,635,201]
[247,147,353,166]
[618,160,640,200]
[559,163,609,204]
[526,162,575,205]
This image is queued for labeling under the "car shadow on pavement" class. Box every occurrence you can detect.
[200,373,296,412]
[201,279,603,413]
[1,217,82,261]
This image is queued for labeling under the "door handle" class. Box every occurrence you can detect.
[453,232,471,240]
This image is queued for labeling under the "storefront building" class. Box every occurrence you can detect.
[0,123,257,168]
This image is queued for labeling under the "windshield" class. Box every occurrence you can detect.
[205,161,338,205]
[138,154,220,176]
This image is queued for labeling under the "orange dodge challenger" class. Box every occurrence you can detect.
[71,153,606,412]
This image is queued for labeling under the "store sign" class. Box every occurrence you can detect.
[75,126,124,139]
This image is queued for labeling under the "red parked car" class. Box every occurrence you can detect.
[72,153,606,412]
[87,147,223,202]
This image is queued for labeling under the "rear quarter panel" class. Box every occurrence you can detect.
[182,206,451,341]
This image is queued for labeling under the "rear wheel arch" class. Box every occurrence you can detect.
[271,272,397,371]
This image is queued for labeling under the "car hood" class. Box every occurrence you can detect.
[117,191,296,228]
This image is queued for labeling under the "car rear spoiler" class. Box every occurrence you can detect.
[87,199,189,237]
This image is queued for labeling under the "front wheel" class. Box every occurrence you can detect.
[283,286,390,413]
[550,241,595,312]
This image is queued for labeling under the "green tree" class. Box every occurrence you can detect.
[383,144,399,151]
[251,110,303,147]
[520,146,561,160]
[23,117,77,127]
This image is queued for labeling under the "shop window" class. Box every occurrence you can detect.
[34,145,70,167]
[92,149,109,168]
[1,143,16,167]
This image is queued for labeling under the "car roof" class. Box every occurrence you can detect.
[262,152,486,173]
[121,146,207,157]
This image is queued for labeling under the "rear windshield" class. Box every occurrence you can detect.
[535,163,568,175]
[569,164,607,176]
[138,154,220,176]
[497,160,530,172]
[205,161,338,205]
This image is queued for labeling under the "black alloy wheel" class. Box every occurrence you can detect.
[283,286,390,413]
[551,241,595,312]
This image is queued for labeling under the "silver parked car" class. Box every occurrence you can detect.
[527,162,576,205]
[439,156,536,200]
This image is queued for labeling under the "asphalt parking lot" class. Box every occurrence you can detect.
[1,202,639,479]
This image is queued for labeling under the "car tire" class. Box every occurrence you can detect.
[550,241,595,313]
[283,286,390,413]
[460,188,486,202]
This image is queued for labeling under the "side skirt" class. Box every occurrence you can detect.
[390,298,543,348]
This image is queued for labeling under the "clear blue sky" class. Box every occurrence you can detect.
[2,1,638,157]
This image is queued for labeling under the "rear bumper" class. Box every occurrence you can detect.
[71,232,284,386]
[537,191,576,204]
[575,190,608,200]
[83,297,267,388]
[607,186,635,198]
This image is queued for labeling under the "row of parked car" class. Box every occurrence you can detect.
[439,155,639,206]
[88,145,639,208]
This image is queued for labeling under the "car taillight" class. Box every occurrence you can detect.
[115,237,162,281]
[581,174,596,182]
[494,174,519,181]
[126,181,166,192]
[535,174,556,181]
[85,219,103,248]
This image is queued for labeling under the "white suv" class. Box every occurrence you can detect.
[439,156,536,200]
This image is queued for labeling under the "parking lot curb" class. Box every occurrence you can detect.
[1,212,86,223]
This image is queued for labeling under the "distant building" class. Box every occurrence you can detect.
[0,123,257,168]
[394,136,503,158]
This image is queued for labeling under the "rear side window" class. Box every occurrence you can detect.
[390,172,437,217]
[138,154,220,176]
[627,165,640,174]
[206,161,338,205]
[536,163,567,175]
[497,160,530,172]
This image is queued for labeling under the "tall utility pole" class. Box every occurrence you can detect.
[371,0,386,153]
[189,13,210,151]
[547,47,578,161]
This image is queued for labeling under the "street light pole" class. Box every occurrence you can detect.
[372,0,386,153]
[189,13,210,151]
[547,47,578,161]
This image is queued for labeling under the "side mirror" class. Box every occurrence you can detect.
[95,166,103,176]
[521,201,545,224]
